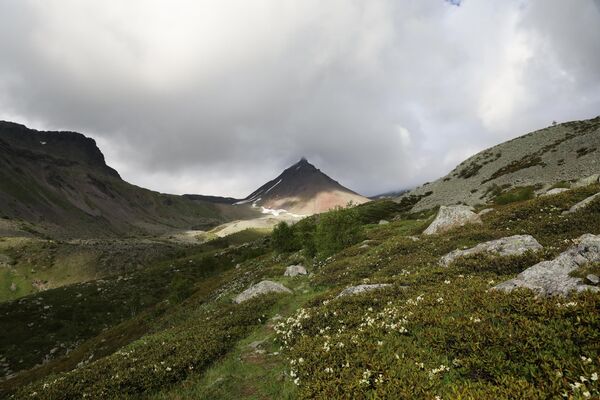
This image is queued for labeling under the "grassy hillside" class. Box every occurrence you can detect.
[0,121,259,238]
[1,187,599,399]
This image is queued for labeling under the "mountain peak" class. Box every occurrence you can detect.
[238,158,368,214]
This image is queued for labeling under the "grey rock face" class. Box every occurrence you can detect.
[564,192,600,214]
[541,188,570,197]
[572,174,600,188]
[337,284,394,298]
[234,280,292,304]
[494,234,600,296]
[423,205,482,235]
[440,235,543,267]
[284,265,308,277]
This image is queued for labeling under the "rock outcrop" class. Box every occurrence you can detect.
[563,192,600,214]
[423,205,482,235]
[234,280,292,304]
[284,265,308,277]
[440,235,543,267]
[494,234,600,296]
[337,284,394,298]
[541,188,570,197]
[573,174,600,188]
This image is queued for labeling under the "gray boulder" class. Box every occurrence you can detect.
[563,192,600,214]
[541,188,570,197]
[572,174,600,188]
[494,234,600,296]
[284,265,308,277]
[337,284,394,298]
[440,235,543,267]
[234,280,292,304]
[423,205,482,235]
[379,220,390,225]
[478,208,495,216]
[586,274,599,284]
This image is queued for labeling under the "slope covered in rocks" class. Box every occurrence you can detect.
[399,116,600,211]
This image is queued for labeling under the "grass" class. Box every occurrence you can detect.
[4,185,600,399]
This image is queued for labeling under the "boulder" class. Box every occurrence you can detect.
[440,235,543,267]
[563,192,600,214]
[478,208,494,216]
[423,205,482,235]
[586,274,599,284]
[234,280,292,304]
[379,220,390,225]
[541,188,570,197]
[337,284,394,298]
[493,234,600,296]
[284,265,308,277]
[572,174,600,188]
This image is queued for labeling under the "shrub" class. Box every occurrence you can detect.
[315,205,363,257]
[168,274,195,303]
[493,186,535,205]
[271,222,300,253]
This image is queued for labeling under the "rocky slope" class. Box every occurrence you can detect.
[236,157,369,215]
[399,116,600,211]
[0,121,251,238]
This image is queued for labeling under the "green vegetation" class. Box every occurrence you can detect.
[315,205,363,257]
[3,186,600,399]
[492,186,536,205]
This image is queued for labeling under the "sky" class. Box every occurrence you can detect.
[1,1,599,198]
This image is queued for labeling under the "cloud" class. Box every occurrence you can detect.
[0,0,599,197]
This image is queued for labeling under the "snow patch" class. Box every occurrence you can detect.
[265,179,282,194]
[40,141,47,145]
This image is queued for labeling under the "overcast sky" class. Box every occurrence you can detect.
[1,1,599,197]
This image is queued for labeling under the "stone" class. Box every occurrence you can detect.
[572,174,600,188]
[563,192,600,214]
[284,265,308,277]
[9,282,17,292]
[337,284,395,298]
[440,235,543,267]
[494,234,600,296]
[478,208,494,216]
[586,274,599,284]
[423,205,482,235]
[379,220,390,225]
[234,280,292,304]
[541,188,570,197]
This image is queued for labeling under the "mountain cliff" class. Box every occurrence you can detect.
[0,121,246,238]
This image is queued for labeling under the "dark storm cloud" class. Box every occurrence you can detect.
[0,1,599,197]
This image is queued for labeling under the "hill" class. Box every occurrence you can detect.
[399,116,600,211]
[236,157,369,215]
[0,121,253,238]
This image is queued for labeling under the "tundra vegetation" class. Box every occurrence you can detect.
[1,185,600,399]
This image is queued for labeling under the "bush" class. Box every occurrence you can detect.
[168,274,195,303]
[271,222,299,253]
[315,205,363,257]
[493,186,535,205]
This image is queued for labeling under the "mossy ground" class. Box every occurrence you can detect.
[2,188,600,399]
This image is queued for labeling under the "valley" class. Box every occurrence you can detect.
[0,118,599,399]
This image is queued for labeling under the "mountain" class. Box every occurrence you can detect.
[235,157,369,215]
[0,121,253,238]
[399,116,600,211]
